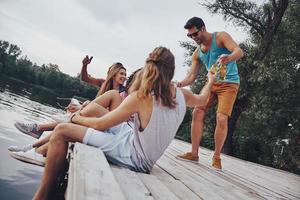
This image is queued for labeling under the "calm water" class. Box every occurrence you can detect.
[0,76,65,200]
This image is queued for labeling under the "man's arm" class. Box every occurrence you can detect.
[217,32,244,64]
[177,47,201,87]
[80,55,105,87]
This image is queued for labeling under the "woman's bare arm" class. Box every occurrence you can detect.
[181,72,216,107]
[71,92,140,131]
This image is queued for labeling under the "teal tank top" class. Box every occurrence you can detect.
[198,32,240,84]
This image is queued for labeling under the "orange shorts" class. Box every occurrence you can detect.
[196,82,239,117]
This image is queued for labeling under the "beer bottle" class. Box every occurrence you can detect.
[219,64,226,80]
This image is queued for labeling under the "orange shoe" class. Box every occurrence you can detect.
[176,152,199,163]
[212,156,222,170]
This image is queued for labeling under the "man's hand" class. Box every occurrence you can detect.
[82,55,93,66]
[218,54,231,65]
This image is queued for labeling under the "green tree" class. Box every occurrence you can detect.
[0,40,98,101]
[0,40,21,73]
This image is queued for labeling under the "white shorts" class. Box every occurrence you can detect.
[82,122,136,170]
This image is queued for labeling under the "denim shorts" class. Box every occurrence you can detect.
[82,122,136,170]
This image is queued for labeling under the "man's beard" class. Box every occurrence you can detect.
[196,40,202,45]
[194,38,202,45]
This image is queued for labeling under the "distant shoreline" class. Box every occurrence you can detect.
[0,75,89,103]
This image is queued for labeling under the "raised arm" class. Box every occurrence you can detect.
[177,47,201,87]
[218,32,244,64]
[71,92,139,131]
[80,55,105,87]
[181,71,216,107]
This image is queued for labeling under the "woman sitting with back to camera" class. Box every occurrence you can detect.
[32,46,216,200]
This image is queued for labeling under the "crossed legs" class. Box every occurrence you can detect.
[35,90,122,132]
[29,90,121,149]
[32,92,122,199]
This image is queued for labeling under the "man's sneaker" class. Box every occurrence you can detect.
[10,148,45,167]
[8,144,33,152]
[176,152,199,163]
[51,114,71,123]
[14,121,43,139]
[212,156,222,170]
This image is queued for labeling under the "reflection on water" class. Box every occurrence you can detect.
[0,75,62,109]
[0,169,42,200]
[0,76,66,200]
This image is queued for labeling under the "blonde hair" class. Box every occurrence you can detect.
[98,62,126,96]
[137,47,176,108]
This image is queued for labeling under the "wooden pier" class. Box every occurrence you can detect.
[66,139,300,200]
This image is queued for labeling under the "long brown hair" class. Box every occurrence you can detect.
[97,62,126,96]
[137,47,176,108]
[125,68,142,93]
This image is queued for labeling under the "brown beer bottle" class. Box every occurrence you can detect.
[210,64,218,74]
[219,64,227,80]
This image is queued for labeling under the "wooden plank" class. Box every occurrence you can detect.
[170,139,300,193]
[65,149,74,200]
[163,150,272,199]
[151,165,201,200]
[157,153,262,200]
[167,145,285,199]
[172,139,299,181]
[138,172,181,200]
[66,143,126,200]
[65,139,299,200]
[168,139,300,199]
[111,166,154,200]
[156,154,231,200]
[170,139,298,184]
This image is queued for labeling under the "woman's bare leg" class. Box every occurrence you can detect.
[33,123,87,200]
[30,93,119,151]
[32,134,51,148]
[35,142,48,156]
[37,122,59,132]
[80,90,122,117]
[33,90,121,133]
[92,90,122,110]
[80,102,109,117]
[33,91,123,199]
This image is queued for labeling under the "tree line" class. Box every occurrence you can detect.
[0,40,98,100]
[177,0,299,174]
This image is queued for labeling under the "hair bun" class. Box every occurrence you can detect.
[146,52,159,63]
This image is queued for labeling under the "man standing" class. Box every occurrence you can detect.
[176,17,244,170]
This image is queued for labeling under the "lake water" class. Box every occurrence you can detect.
[0,76,66,199]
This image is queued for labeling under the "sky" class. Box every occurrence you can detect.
[0,0,248,81]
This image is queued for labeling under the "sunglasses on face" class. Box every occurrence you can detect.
[187,29,200,38]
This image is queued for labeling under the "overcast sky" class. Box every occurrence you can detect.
[0,0,247,81]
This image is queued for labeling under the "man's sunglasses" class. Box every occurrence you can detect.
[187,30,200,38]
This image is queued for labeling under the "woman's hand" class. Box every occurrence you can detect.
[207,70,217,83]
[66,103,82,113]
[82,55,93,66]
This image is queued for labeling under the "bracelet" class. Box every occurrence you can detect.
[70,113,77,123]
